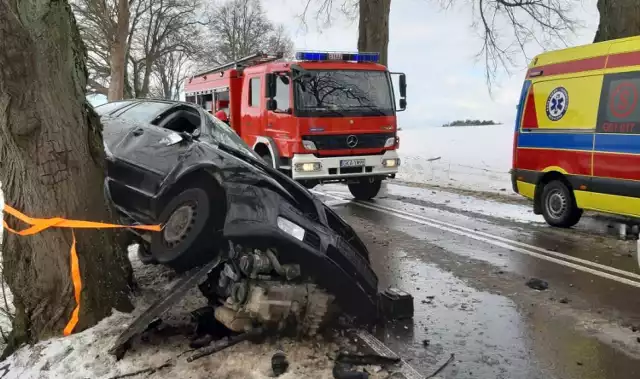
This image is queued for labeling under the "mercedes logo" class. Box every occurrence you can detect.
[346,135,358,148]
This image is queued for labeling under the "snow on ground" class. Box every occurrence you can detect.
[396,124,516,195]
[382,183,542,223]
[321,182,544,225]
[1,247,388,379]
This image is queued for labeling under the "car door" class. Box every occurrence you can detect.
[109,101,196,194]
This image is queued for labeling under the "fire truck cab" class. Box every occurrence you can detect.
[184,51,407,200]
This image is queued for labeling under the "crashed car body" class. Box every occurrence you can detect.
[95,99,382,331]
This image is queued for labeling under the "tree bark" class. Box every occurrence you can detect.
[0,0,133,356]
[593,0,640,43]
[357,0,391,67]
[107,0,130,101]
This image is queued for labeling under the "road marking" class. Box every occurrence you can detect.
[314,190,640,289]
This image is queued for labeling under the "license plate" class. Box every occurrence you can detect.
[340,159,365,168]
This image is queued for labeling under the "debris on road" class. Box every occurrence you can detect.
[426,353,456,379]
[187,327,266,362]
[271,349,289,376]
[559,297,570,304]
[525,278,549,291]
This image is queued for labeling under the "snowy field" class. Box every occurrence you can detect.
[396,124,515,195]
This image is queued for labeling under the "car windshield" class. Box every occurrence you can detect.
[294,70,394,115]
[204,112,259,159]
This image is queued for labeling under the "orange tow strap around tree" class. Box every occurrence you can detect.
[1,204,161,336]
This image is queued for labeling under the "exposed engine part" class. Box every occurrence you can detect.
[239,253,272,278]
[281,264,301,280]
[265,248,286,276]
[230,281,249,304]
[211,280,335,336]
[223,263,240,281]
[214,306,253,332]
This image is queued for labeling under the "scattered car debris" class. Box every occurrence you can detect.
[271,349,289,376]
[107,361,173,379]
[525,278,549,291]
[336,352,401,366]
[426,353,456,378]
[187,327,266,362]
[333,361,369,379]
[559,297,570,304]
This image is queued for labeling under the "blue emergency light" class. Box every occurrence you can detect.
[294,51,380,63]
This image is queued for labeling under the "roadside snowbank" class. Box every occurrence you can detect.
[397,125,515,195]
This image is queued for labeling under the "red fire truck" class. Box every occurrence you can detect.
[183,51,407,200]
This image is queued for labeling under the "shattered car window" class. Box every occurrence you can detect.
[204,112,260,159]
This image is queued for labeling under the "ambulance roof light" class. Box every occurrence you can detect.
[294,51,380,63]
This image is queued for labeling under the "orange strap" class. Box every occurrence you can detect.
[2,204,161,336]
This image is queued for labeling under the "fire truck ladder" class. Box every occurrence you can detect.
[192,51,284,78]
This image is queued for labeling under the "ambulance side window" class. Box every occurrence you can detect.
[274,76,290,111]
[249,77,261,107]
[596,70,640,134]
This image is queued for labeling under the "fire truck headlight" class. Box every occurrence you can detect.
[384,137,396,148]
[382,158,400,168]
[302,140,317,151]
[295,162,322,172]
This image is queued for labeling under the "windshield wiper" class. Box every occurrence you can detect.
[349,105,389,116]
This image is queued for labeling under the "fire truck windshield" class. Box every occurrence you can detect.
[294,70,394,117]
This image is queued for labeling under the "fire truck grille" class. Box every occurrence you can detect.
[303,133,394,150]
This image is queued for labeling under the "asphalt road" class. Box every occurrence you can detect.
[314,183,640,379]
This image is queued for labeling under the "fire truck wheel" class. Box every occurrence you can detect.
[541,180,582,228]
[348,178,382,201]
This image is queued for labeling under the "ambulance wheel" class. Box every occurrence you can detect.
[541,180,582,228]
[348,178,382,201]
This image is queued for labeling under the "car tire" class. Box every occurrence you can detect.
[150,187,219,272]
[137,242,157,265]
[541,180,582,228]
[348,178,382,201]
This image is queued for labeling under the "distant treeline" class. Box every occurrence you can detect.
[442,119,501,127]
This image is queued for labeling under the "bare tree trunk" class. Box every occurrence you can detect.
[594,0,640,42]
[107,0,130,101]
[357,0,391,67]
[0,0,133,356]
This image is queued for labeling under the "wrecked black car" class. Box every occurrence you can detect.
[95,99,409,339]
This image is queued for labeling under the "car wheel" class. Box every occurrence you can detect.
[150,187,218,272]
[541,180,582,228]
[137,242,157,265]
[348,178,382,201]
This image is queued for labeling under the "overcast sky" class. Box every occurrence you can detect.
[264,0,600,128]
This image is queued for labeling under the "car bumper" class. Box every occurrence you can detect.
[291,150,400,180]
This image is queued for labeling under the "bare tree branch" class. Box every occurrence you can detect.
[202,0,294,67]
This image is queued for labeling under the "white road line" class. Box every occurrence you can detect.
[314,190,640,289]
[323,190,640,282]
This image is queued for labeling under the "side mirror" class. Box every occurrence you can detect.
[399,74,407,98]
[399,98,407,110]
[265,73,276,99]
[266,98,278,111]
